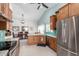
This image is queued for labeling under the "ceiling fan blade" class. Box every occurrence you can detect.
[42,3,48,9]
[37,5,41,10]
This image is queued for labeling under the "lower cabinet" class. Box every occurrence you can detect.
[37,36,46,44]
[47,36,57,52]
[27,35,57,52]
[27,36,35,45]
[27,35,46,45]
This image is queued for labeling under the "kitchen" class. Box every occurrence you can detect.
[0,3,79,56]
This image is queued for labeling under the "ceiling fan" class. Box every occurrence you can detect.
[30,3,49,10]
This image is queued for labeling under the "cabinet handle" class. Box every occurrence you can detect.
[41,37,43,41]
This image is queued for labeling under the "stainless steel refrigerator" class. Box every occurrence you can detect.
[57,16,79,56]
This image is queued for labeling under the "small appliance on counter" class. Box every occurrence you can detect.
[5,30,11,36]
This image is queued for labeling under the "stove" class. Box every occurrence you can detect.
[0,41,17,51]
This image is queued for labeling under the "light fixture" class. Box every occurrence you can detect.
[20,13,25,24]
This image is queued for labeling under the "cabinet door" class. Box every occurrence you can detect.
[6,22,10,30]
[69,3,79,17]
[0,21,6,30]
[57,4,69,20]
[53,39,57,52]
[47,36,57,52]
[33,36,39,44]
[0,4,1,11]
[50,15,57,30]
[1,3,5,14]
[50,39,56,51]
[28,36,34,45]
[38,36,46,44]
[46,36,50,46]
[8,8,12,20]
[4,3,9,18]
[0,3,12,19]
[6,21,12,30]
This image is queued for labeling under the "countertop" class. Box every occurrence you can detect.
[46,34,56,38]
[28,34,56,38]
[28,34,45,36]
[5,36,19,41]
[0,50,9,56]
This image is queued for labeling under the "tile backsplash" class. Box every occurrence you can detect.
[0,30,5,41]
[45,30,57,36]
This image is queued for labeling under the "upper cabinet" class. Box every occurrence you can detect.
[56,3,79,20]
[56,4,69,20]
[50,15,57,30]
[69,3,79,17]
[0,3,12,20]
[0,3,12,30]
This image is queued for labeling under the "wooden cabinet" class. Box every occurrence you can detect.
[69,3,79,17]
[27,36,39,45]
[8,9,12,20]
[50,39,57,52]
[0,21,6,30]
[6,21,12,30]
[4,3,10,19]
[56,3,79,20]
[38,35,46,44]
[0,3,12,20]
[50,15,57,30]
[33,36,39,44]
[0,3,12,31]
[0,4,1,11]
[47,36,57,52]
[27,36,35,45]
[0,21,12,30]
[0,3,5,13]
[56,4,69,20]
[27,35,46,45]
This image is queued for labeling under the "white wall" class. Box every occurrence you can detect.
[11,4,38,34]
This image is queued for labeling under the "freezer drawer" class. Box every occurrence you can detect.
[57,45,68,56]
[57,45,77,56]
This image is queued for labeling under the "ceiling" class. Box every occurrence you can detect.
[11,3,56,22]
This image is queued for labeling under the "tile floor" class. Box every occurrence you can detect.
[19,39,57,56]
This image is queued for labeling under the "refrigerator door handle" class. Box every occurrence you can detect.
[73,16,77,54]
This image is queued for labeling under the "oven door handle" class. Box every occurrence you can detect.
[9,42,18,56]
